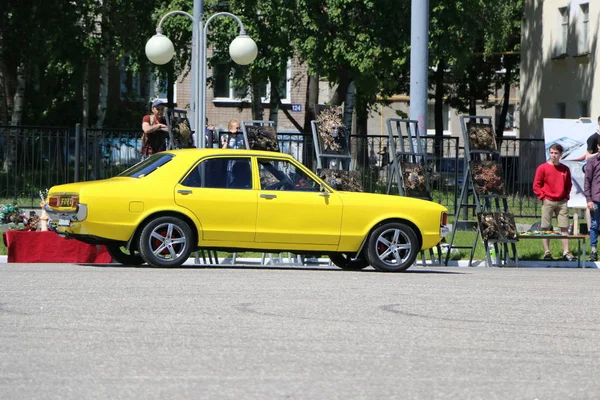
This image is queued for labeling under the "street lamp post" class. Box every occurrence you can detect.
[145,10,258,148]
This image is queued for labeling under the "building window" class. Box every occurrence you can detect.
[426,104,450,135]
[213,63,247,100]
[556,7,569,56]
[578,3,589,54]
[495,105,515,131]
[213,61,291,103]
[557,102,566,118]
[579,101,589,118]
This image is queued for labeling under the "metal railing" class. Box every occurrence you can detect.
[0,125,546,217]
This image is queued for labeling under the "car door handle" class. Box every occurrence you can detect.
[177,189,193,195]
[260,194,277,199]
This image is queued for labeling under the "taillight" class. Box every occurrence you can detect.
[441,212,448,226]
[72,196,79,207]
[48,196,60,207]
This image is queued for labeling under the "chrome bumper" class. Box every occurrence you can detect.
[45,203,88,225]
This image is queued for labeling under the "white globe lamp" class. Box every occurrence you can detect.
[145,33,175,65]
[229,35,258,65]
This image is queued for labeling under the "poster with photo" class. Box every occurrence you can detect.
[542,118,596,207]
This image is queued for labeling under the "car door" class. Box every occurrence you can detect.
[254,157,342,246]
[174,156,257,242]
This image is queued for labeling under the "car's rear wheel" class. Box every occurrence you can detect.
[328,253,369,270]
[106,243,145,265]
[138,216,193,268]
[366,222,419,272]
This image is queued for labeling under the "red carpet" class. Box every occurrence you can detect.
[2,230,112,263]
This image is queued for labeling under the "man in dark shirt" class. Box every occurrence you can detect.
[584,140,600,262]
[586,116,600,159]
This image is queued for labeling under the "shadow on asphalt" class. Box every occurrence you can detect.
[81,263,466,274]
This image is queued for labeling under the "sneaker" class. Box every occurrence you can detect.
[543,252,553,261]
[563,252,576,262]
[589,252,598,262]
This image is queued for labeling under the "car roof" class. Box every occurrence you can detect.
[164,148,296,160]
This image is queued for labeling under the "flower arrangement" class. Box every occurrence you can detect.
[315,107,349,155]
[0,203,28,230]
[400,162,431,199]
[318,169,363,192]
[471,160,505,195]
[246,125,280,152]
[477,212,518,242]
[467,123,497,151]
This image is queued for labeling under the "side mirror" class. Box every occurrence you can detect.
[319,186,330,197]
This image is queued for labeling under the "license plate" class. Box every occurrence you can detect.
[58,218,71,227]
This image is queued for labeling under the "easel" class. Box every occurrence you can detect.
[386,118,440,265]
[310,120,352,171]
[444,116,519,267]
[165,109,193,149]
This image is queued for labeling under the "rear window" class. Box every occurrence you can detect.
[118,153,174,178]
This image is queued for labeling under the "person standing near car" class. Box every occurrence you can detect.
[533,143,575,261]
[141,99,169,158]
[221,119,245,149]
[584,141,600,262]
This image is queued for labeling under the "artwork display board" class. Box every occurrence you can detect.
[241,120,279,152]
[444,115,518,267]
[477,212,518,242]
[165,109,194,149]
[385,118,432,200]
[311,106,352,170]
[471,160,506,196]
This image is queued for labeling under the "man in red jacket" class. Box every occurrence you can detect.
[533,143,575,261]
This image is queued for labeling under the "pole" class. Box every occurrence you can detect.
[409,0,429,136]
[198,12,247,149]
[191,0,203,146]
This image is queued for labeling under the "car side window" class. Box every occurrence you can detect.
[258,158,320,191]
[182,157,252,189]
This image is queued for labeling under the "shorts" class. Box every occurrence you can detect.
[541,199,569,229]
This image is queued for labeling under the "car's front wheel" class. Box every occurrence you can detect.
[106,243,145,265]
[138,216,194,268]
[366,222,419,272]
[328,253,369,270]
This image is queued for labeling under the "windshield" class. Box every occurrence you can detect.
[118,153,174,178]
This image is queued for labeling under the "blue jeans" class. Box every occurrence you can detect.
[590,202,600,249]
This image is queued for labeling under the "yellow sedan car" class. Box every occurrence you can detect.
[46,149,448,272]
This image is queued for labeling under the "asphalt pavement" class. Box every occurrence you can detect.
[1,263,599,399]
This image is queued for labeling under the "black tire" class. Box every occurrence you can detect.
[366,222,419,272]
[329,253,369,270]
[106,243,145,265]
[138,216,194,268]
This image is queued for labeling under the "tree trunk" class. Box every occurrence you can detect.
[343,81,355,131]
[250,80,262,121]
[433,61,445,160]
[496,55,514,147]
[94,1,110,129]
[10,63,26,126]
[94,56,109,129]
[82,60,89,129]
[302,74,319,169]
[0,65,7,125]
[268,75,279,125]
[329,67,349,106]
[355,97,369,171]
